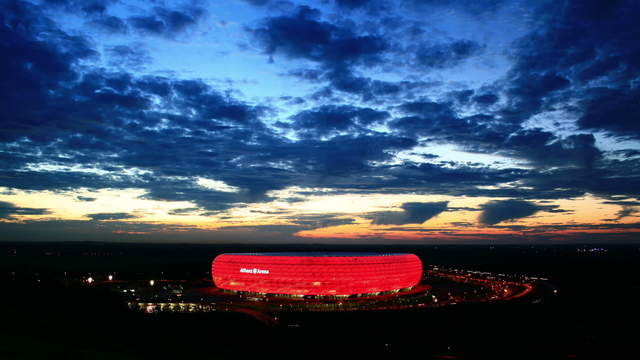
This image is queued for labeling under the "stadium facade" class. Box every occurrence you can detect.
[212,252,423,296]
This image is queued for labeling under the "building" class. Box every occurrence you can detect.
[212,252,423,296]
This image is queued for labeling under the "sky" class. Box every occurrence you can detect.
[1,0,639,244]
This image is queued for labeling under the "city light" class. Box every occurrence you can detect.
[108,275,113,281]
[87,277,93,284]
[149,280,155,286]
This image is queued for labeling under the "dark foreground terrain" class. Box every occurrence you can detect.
[1,242,639,359]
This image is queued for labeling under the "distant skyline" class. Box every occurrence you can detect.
[1,0,639,243]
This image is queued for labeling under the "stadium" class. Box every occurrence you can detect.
[211,252,423,297]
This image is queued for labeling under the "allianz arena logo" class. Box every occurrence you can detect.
[240,267,270,275]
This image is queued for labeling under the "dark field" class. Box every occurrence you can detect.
[1,242,639,359]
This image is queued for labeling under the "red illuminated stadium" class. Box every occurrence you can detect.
[211,252,423,296]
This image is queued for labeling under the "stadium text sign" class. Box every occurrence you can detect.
[240,268,270,274]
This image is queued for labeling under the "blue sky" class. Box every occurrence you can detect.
[1,0,639,243]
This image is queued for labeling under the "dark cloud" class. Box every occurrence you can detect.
[76,196,96,202]
[249,134,417,178]
[577,87,640,139]
[478,199,551,225]
[609,150,640,159]
[290,214,356,228]
[289,105,389,138]
[241,0,272,6]
[0,1,96,143]
[335,0,372,9]
[615,206,639,220]
[128,5,206,37]
[0,170,141,191]
[0,201,49,219]
[0,219,210,242]
[472,93,499,106]
[218,215,360,237]
[215,224,306,240]
[448,206,481,212]
[86,212,137,221]
[508,73,570,100]
[249,6,387,68]
[511,0,640,79]
[287,68,324,81]
[41,0,128,33]
[504,0,640,137]
[88,15,128,33]
[319,69,435,100]
[603,200,640,207]
[447,89,475,104]
[41,0,117,14]
[141,180,245,212]
[498,73,571,126]
[405,0,507,14]
[389,100,516,149]
[389,97,602,170]
[368,201,448,225]
[106,44,151,70]
[390,101,459,137]
[0,3,279,211]
[414,40,483,69]
[168,207,201,216]
[1,0,639,245]
[252,5,479,102]
[503,130,602,169]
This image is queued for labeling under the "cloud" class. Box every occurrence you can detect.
[0,201,49,219]
[86,212,138,221]
[388,100,517,149]
[140,180,247,212]
[0,1,97,144]
[76,196,96,202]
[40,0,117,14]
[88,15,128,34]
[478,199,549,225]
[389,99,602,170]
[577,87,640,139]
[0,170,142,191]
[368,201,448,225]
[503,130,602,169]
[335,0,372,9]
[289,105,389,138]
[1,0,639,243]
[503,0,640,137]
[472,93,499,106]
[106,44,152,70]
[290,214,356,228]
[404,0,507,14]
[168,207,201,216]
[0,219,207,242]
[40,1,128,34]
[414,40,483,69]
[250,5,481,103]
[249,6,387,68]
[319,69,435,100]
[0,3,283,211]
[615,206,639,220]
[128,5,206,37]
[241,0,272,6]
[251,134,417,177]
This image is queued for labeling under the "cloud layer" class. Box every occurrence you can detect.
[1,0,639,242]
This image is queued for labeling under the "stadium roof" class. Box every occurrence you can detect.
[224,252,412,257]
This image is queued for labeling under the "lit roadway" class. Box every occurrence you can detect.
[117,269,541,325]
